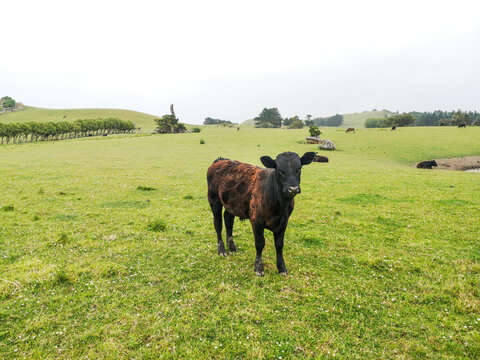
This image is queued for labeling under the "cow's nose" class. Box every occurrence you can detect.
[288,185,300,194]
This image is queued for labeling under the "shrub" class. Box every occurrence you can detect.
[200,139,205,144]
[191,127,201,133]
[309,126,321,137]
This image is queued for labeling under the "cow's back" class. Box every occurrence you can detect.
[207,159,262,219]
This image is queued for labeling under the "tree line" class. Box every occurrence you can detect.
[203,117,236,126]
[365,110,480,128]
[0,118,136,144]
[254,108,344,128]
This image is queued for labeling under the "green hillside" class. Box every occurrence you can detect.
[241,110,393,128]
[342,110,393,128]
[0,106,161,132]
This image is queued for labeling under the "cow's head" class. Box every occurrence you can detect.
[430,160,438,167]
[261,151,315,197]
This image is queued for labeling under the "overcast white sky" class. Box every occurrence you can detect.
[1,0,479,124]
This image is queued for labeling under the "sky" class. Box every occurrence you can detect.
[1,0,479,124]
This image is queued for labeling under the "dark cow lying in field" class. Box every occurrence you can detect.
[391,126,396,131]
[313,154,329,162]
[207,151,315,276]
[346,128,355,133]
[417,160,438,169]
[458,123,466,128]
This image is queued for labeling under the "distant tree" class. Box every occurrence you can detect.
[288,119,304,129]
[282,117,294,127]
[306,114,312,121]
[154,115,187,133]
[304,120,315,126]
[203,117,234,125]
[254,108,282,128]
[364,118,387,128]
[1,96,16,109]
[451,110,471,126]
[313,114,344,127]
[385,113,415,127]
[309,126,321,137]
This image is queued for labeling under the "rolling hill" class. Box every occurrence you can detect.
[0,106,161,132]
[241,110,394,128]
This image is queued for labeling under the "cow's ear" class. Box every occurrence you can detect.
[260,156,277,169]
[300,152,315,165]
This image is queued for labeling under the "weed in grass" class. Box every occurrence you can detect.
[183,194,194,200]
[54,268,71,284]
[57,232,69,245]
[137,185,158,191]
[1,204,14,211]
[147,219,167,232]
[33,214,40,221]
[200,139,206,144]
[38,187,44,194]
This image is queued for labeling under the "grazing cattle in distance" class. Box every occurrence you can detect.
[440,123,446,126]
[207,151,315,276]
[417,160,438,169]
[391,126,396,131]
[458,123,466,128]
[313,154,329,162]
[346,128,355,133]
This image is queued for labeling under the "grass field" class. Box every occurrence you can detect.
[1,126,479,359]
[0,106,161,133]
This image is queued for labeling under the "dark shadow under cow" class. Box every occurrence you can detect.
[207,151,315,276]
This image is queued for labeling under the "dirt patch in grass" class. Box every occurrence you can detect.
[418,155,480,171]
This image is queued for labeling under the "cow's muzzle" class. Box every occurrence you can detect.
[288,185,300,195]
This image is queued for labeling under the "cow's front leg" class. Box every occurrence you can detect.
[274,226,288,275]
[252,223,265,276]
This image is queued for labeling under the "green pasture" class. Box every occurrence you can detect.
[1,126,479,359]
[0,106,160,133]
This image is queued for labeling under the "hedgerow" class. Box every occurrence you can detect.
[0,117,136,144]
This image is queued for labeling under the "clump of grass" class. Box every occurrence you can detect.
[200,139,205,144]
[191,127,201,133]
[57,191,68,195]
[54,268,71,284]
[38,188,45,194]
[1,204,14,212]
[147,219,167,232]
[183,195,194,200]
[57,232,69,245]
[137,185,158,191]
[33,214,40,221]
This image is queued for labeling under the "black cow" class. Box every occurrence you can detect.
[458,123,466,128]
[207,151,315,276]
[313,154,329,162]
[391,126,396,131]
[417,160,438,169]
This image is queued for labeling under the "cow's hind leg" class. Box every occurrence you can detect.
[208,192,227,256]
[224,210,237,252]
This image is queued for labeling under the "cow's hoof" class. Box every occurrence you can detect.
[218,251,227,257]
[255,271,265,277]
[229,245,237,252]
[279,271,288,276]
